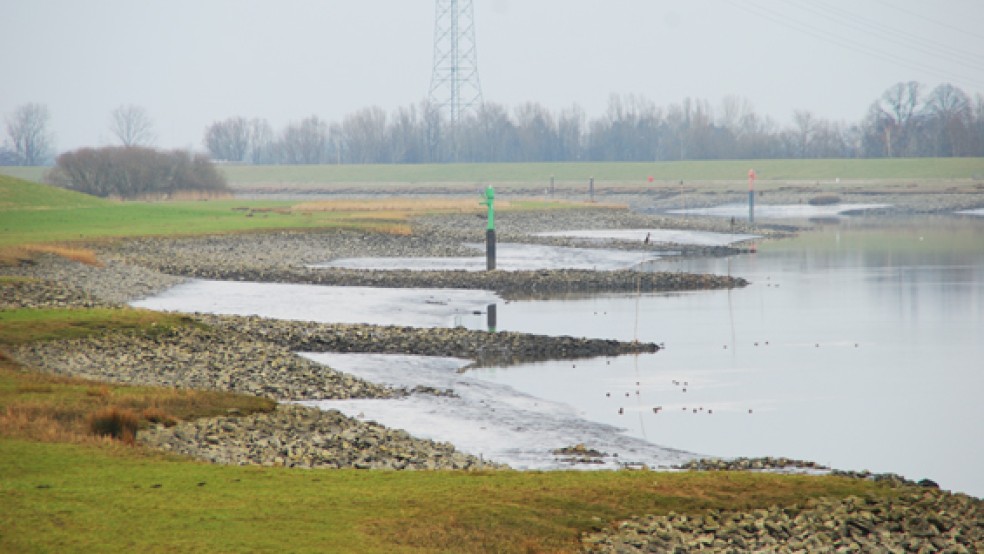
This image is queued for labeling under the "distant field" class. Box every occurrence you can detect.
[4,158,983,189]
[220,158,984,187]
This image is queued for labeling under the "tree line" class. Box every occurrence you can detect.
[201,81,984,164]
[3,81,982,166]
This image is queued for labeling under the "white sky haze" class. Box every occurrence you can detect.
[2,0,982,152]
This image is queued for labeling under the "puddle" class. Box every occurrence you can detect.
[668,203,890,218]
[957,208,984,216]
[131,280,500,327]
[295,353,701,470]
[312,242,663,271]
[534,228,758,246]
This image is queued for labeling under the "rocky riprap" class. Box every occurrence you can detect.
[0,275,102,310]
[675,457,828,473]
[7,324,393,401]
[1,256,186,307]
[199,313,659,367]
[581,490,983,553]
[140,404,495,470]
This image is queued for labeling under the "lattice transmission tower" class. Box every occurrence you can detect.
[428,0,483,125]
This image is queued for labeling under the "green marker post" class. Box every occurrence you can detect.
[481,185,496,270]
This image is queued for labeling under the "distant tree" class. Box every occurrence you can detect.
[465,102,516,162]
[972,93,984,156]
[790,110,816,158]
[420,100,447,163]
[342,107,388,164]
[47,146,228,198]
[4,103,54,165]
[513,102,557,162]
[388,105,424,163]
[248,118,275,164]
[110,105,156,146]
[276,116,328,164]
[556,105,586,161]
[923,83,973,156]
[204,117,250,162]
[862,82,922,157]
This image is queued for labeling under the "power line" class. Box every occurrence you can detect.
[731,0,984,89]
[785,0,984,72]
[871,0,984,42]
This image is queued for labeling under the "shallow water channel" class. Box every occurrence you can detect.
[134,215,984,496]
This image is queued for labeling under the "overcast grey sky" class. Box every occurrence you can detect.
[2,0,983,153]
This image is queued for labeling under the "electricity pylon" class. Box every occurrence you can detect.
[428,0,483,125]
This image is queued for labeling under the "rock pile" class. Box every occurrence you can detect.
[0,276,100,310]
[675,457,828,472]
[8,324,393,401]
[582,490,983,553]
[200,313,659,367]
[139,404,495,470]
[1,255,186,307]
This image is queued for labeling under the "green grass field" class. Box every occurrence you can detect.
[4,157,984,188]
[0,438,892,553]
[0,174,607,250]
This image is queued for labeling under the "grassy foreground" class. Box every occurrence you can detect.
[0,438,892,553]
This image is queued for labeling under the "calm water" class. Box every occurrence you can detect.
[463,215,984,496]
[134,214,984,496]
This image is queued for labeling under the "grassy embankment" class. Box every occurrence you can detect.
[0,173,589,255]
[0,173,906,552]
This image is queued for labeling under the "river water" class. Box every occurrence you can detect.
[133,214,984,496]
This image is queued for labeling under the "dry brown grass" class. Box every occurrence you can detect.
[87,406,140,444]
[0,351,275,446]
[0,244,102,267]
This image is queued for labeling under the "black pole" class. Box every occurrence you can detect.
[486,303,497,333]
[486,229,496,270]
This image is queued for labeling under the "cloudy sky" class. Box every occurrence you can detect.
[2,0,982,152]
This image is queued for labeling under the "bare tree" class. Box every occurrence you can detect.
[110,104,156,147]
[790,110,816,157]
[5,103,54,165]
[204,117,250,162]
[342,107,388,164]
[389,105,423,163]
[277,116,328,164]
[248,118,274,164]
[924,83,972,156]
